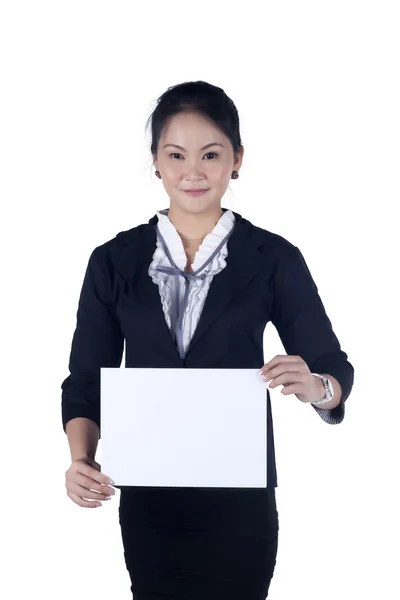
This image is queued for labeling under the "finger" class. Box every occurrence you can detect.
[68,472,115,496]
[268,372,305,388]
[280,383,303,395]
[261,354,304,373]
[67,491,104,508]
[76,462,114,487]
[260,354,285,372]
[262,361,304,382]
[260,360,284,380]
[74,463,114,488]
[68,481,114,501]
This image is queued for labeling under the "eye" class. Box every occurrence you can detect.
[169,152,219,159]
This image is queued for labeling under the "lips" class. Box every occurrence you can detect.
[184,189,209,197]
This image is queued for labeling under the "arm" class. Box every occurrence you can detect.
[270,244,354,425]
[65,417,100,461]
[61,245,124,447]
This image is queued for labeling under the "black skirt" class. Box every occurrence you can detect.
[118,485,279,600]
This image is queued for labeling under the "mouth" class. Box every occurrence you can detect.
[183,189,209,197]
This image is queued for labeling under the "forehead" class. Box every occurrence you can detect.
[160,112,225,144]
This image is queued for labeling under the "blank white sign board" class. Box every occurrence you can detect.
[100,367,268,488]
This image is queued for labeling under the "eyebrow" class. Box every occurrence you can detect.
[162,143,224,151]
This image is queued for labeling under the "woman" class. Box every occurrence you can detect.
[62,81,354,599]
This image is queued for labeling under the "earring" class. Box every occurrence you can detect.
[155,170,161,179]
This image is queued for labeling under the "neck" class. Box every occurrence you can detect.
[167,204,224,245]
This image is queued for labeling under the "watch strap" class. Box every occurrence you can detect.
[311,373,334,406]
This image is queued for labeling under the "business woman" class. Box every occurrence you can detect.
[62,80,354,600]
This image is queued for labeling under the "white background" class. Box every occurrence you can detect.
[1,1,399,598]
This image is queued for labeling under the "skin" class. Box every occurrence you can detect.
[153,110,244,269]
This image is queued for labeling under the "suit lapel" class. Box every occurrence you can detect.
[184,214,264,359]
[112,210,265,363]
[112,221,182,363]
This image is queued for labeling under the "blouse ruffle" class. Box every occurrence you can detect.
[148,208,236,338]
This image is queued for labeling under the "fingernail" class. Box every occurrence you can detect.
[108,479,115,485]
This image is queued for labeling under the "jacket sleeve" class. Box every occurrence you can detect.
[61,245,124,437]
[270,244,354,424]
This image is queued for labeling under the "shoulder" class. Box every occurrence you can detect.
[240,218,314,287]
[244,217,301,261]
[93,221,147,253]
[86,221,147,272]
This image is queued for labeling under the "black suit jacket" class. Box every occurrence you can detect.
[61,209,354,488]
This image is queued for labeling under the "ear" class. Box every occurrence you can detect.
[234,146,244,170]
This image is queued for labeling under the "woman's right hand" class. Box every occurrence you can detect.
[65,457,116,508]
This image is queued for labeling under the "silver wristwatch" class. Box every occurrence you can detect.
[311,373,334,406]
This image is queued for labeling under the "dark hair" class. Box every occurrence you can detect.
[145,81,243,160]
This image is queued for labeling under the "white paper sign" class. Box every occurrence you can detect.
[100,367,268,488]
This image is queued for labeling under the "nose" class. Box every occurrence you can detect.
[182,158,205,179]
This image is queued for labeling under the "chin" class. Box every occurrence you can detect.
[176,194,219,213]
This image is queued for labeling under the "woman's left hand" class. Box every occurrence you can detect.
[259,354,324,404]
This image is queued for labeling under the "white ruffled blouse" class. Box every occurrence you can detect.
[148,208,236,355]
